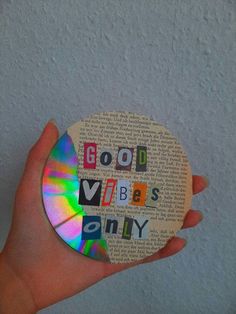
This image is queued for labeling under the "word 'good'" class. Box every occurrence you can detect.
[81,215,149,240]
[83,143,147,171]
[78,179,160,208]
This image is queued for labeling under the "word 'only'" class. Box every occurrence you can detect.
[80,215,149,240]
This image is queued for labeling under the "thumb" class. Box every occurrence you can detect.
[19,119,59,191]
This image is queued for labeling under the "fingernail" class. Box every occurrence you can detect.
[197,210,204,221]
[40,119,57,138]
[202,176,209,188]
[48,118,57,126]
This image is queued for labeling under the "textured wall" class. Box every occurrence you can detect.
[0,1,236,313]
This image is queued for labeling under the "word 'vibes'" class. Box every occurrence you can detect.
[79,143,160,241]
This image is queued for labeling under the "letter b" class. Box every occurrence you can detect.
[117,180,130,205]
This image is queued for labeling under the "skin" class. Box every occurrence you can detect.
[0,120,208,313]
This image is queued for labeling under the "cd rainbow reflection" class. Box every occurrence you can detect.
[41,132,109,261]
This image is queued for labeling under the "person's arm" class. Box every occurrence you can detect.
[0,254,36,313]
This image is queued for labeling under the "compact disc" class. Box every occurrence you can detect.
[41,111,192,263]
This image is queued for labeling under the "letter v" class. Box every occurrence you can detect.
[82,180,100,201]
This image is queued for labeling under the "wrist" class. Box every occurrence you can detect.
[0,253,37,314]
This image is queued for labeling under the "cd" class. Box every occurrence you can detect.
[41,111,192,263]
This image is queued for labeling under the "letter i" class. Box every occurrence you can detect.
[102,179,117,206]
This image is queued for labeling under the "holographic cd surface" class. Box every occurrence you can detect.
[42,111,192,263]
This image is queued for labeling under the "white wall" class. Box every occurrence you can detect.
[0,1,235,313]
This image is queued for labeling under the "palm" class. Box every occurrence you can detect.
[1,121,207,310]
[6,171,109,309]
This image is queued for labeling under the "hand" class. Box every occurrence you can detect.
[0,120,208,313]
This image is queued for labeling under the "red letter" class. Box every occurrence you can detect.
[84,143,97,169]
[102,179,117,206]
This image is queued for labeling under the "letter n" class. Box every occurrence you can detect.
[104,216,119,235]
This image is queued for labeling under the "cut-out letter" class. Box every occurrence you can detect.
[102,179,117,206]
[105,216,119,234]
[116,180,130,206]
[84,143,97,169]
[122,217,133,240]
[131,182,147,206]
[146,184,160,207]
[81,215,101,240]
[116,147,134,171]
[133,216,149,239]
[136,146,147,172]
[78,179,102,206]
[100,148,113,167]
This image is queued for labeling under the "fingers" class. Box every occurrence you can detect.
[182,175,208,228]
[20,119,59,186]
[103,236,186,275]
[140,175,209,265]
[141,237,186,264]
[181,209,203,229]
[141,209,204,264]
[192,175,209,194]
[107,176,208,273]
[140,207,204,265]
[108,236,187,274]
[144,176,208,262]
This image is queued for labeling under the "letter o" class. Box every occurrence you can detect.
[100,151,112,166]
[83,221,101,233]
[118,148,132,166]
